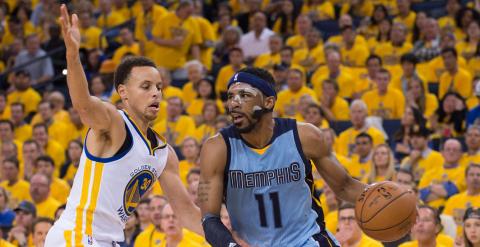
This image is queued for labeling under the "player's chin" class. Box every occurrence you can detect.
[144,108,159,120]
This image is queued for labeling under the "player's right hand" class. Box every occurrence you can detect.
[59,4,81,57]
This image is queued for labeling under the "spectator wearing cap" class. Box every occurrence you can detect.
[467,83,480,127]
[291,28,325,73]
[29,173,60,220]
[0,158,30,208]
[7,70,42,116]
[336,100,386,157]
[419,138,466,208]
[439,47,473,99]
[0,187,15,235]
[13,34,54,89]
[443,164,480,235]
[151,0,201,79]
[34,155,70,204]
[215,48,246,98]
[311,49,355,99]
[239,11,274,62]
[361,68,406,119]
[401,124,444,181]
[8,200,36,247]
[460,207,480,247]
[253,34,282,70]
[340,25,370,68]
[275,67,316,116]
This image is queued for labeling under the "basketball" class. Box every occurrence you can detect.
[355,181,417,242]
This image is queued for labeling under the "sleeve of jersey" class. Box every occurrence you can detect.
[202,214,239,247]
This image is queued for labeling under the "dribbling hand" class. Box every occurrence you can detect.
[59,4,81,57]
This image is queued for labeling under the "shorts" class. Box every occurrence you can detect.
[45,224,120,247]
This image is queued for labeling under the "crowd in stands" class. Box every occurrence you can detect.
[1,0,480,246]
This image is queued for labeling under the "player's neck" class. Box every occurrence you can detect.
[124,107,150,134]
[240,118,275,148]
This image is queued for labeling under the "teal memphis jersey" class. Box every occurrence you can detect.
[221,118,338,246]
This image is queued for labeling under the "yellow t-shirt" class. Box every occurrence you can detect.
[336,127,386,157]
[393,11,416,32]
[0,239,15,247]
[286,35,306,50]
[361,88,405,119]
[275,87,318,118]
[399,234,452,247]
[292,44,325,72]
[438,68,473,99]
[46,140,66,176]
[48,120,71,149]
[35,196,61,220]
[186,99,225,120]
[134,228,206,247]
[375,42,413,66]
[63,163,78,185]
[50,177,71,205]
[329,96,350,121]
[418,165,467,208]
[163,86,184,101]
[324,210,337,234]
[182,82,197,106]
[79,26,107,50]
[13,123,32,142]
[0,180,30,208]
[311,66,355,99]
[444,192,480,225]
[357,234,384,247]
[456,41,477,61]
[193,16,215,70]
[152,12,202,70]
[340,44,370,68]
[193,124,216,144]
[215,64,246,96]
[348,155,372,180]
[112,43,141,65]
[253,53,281,70]
[96,11,127,29]
[340,1,374,17]
[7,88,42,114]
[426,56,467,83]
[300,1,335,20]
[178,160,196,186]
[152,115,196,146]
[401,149,444,177]
[467,57,480,79]
[134,4,168,60]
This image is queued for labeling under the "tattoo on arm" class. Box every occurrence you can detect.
[198,180,211,204]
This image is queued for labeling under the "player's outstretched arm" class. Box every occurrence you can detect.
[59,4,120,132]
[298,123,367,203]
[198,135,240,247]
[159,146,203,236]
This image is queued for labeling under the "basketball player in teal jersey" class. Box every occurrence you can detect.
[199,68,368,246]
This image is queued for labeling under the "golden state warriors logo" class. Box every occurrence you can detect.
[123,170,154,216]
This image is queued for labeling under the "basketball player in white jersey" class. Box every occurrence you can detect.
[45,5,202,246]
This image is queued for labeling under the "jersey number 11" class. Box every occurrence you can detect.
[254,192,282,228]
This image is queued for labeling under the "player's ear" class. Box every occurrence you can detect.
[117,84,128,101]
[264,96,275,111]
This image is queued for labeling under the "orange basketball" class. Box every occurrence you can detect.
[354,181,417,242]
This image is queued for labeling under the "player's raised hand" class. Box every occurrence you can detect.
[59,4,81,57]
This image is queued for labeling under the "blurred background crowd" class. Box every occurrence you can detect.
[1,0,480,246]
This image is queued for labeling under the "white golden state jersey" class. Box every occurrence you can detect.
[55,110,168,242]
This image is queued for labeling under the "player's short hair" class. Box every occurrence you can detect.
[114,56,157,91]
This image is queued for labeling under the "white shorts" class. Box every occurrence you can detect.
[45,223,120,247]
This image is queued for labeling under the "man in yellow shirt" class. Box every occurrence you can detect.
[182,60,206,106]
[464,125,480,164]
[134,0,167,60]
[285,15,311,50]
[215,47,246,97]
[152,1,201,74]
[320,79,350,121]
[353,55,381,98]
[34,155,70,204]
[292,28,325,73]
[375,22,412,66]
[442,164,480,229]
[275,68,317,119]
[335,204,383,247]
[399,205,453,247]
[348,133,373,180]
[32,123,65,174]
[10,103,32,142]
[253,34,282,70]
[112,27,140,66]
[390,53,428,94]
[21,140,41,182]
[29,173,60,220]
[394,0,416,32]
[339,25,370,68]
[96,0,126,30]
[77,11,106,50]
[32,217,53,247]
[336,100,386,157]
[0,158,30,207]
[36,101,71,149]
[7,70,42,115]
[439,47,473,99]
[362,68,405,119]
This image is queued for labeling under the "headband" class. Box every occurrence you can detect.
[227,72,277,98]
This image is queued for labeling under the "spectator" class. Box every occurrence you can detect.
[336,99,385,157]
[365,144,395,183]
[8,200,35,247]
[76,4,106,50]
[457,21,480,61]
[405,77,439,118]
[29,173,60,220]
[390,53,427,96]
[235,0,263,33]
[182,60,206,106]
[431,92,467,138]
[31,217,53,247]
[239,11,274,61]
[178,137,200,184]
[194,101,220,143]
[460,207,480,247]
[134,196,167,246]
[62,140,83,185]
[152,0,201,79]
[412,18,441,62]
[292,28,324,73]
[376,22,412,66]
[153,96,195,147]
[157,67,183,102]
[187,77,224,124]
[34,100,69,149]
[349,132,373,180]
[0,158,30,208]
[13,34,54,89]
[394,168,417,192]
[464,125,480,164]
[285,14,312,50]
[253,34,282,70]
[467,83,480,127]
[32,123,65,172]
[335,203,383,247]
[353,54,382,98]
[96,0,125,30]
[439,47,473,99]
[275,68,316,119]
[134,0,167,61]
[34,155,70,204]
[212,26,242,69]
[340,25,370,67]
[10,103,31,142]
[272,0,298,38]
[0,187,15,235]
[21,140,41,181]
[394,106,427,160]
[136,198,152,232]
[394,0,416,32]
[361,68,405,119]
[112,27,140,66]
[303,103,327,128]
[339,0,374,19]
[215,47,246,98]
[7,70,42,116]
[120,210,141,247]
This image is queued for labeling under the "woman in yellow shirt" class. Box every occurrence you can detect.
[186,77,224,125]
[393,107,427,161]
[193,101,220,144]
[359,4,389,41]
[273,0,297,38]
[368,18,392,53]
[462,207,480,247]
[456,21,480,61]
[365,144,396,184]
[406,78,439,118]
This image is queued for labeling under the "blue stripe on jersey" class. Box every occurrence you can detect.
[122,111,153,155]
[84,122,133,163]
[221,118,323,246]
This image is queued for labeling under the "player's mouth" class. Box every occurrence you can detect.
[148,102,160,111]
[230,112,245,124]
